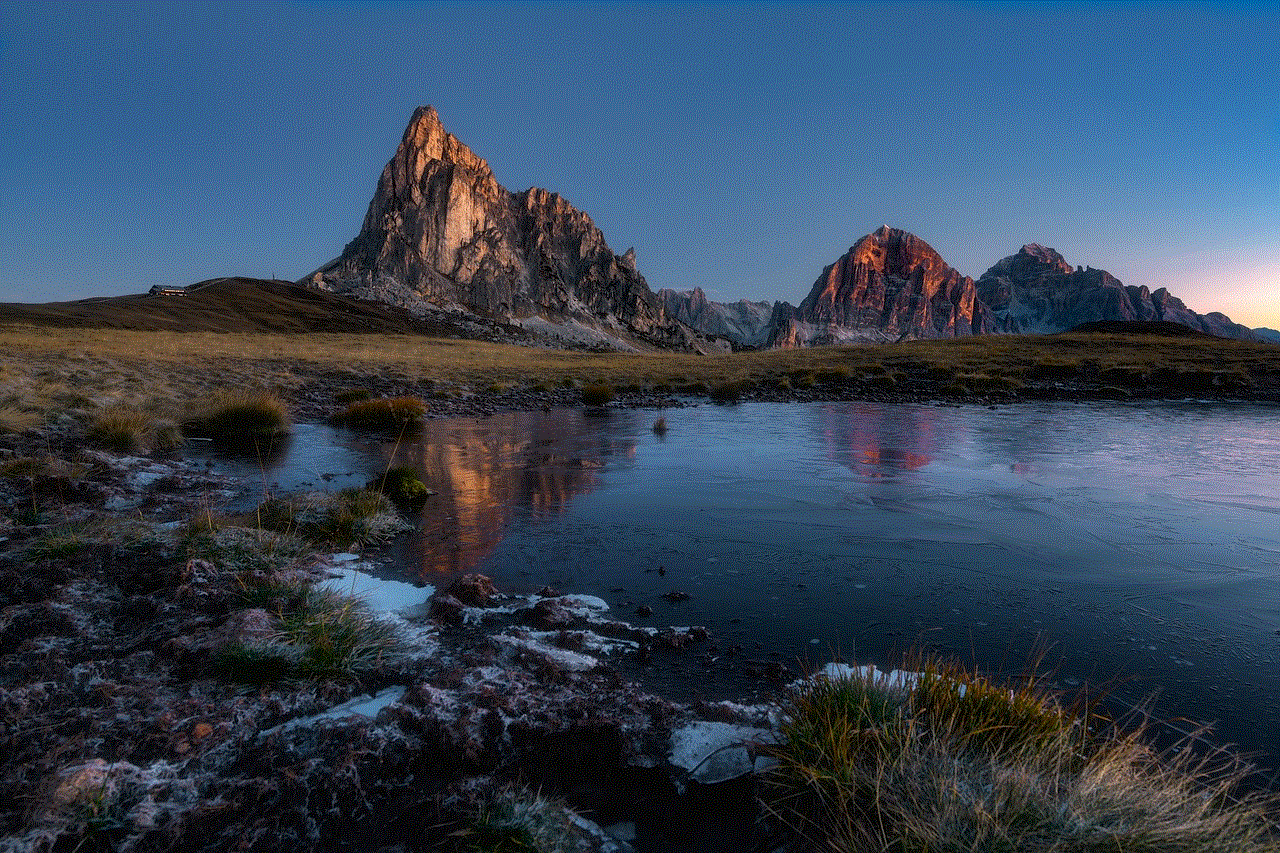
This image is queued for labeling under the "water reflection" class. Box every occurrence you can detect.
[384,409,639,580]
[814,402,941,475]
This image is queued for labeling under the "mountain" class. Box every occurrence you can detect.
[767,226,996,348]
[657,287,776,349]
[1253,327,1280,345]
[976,244,1260,341]
[302,106,702,352]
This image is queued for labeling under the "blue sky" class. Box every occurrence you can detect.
[2,1,1277,327]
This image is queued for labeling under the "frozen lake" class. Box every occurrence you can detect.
[209,400,1280,770]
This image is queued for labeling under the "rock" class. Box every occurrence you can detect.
[770,226,996,347]
[635,605,653,617]
[976,244,1261,340]
[529,597,574,629]
[536,585,560,598]
[660,591,690,602]
[429,593,466,625]
[303,106,705,352]
[445,573,497,607]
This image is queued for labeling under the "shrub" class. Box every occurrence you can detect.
[580,384,614,406]
[332,396,426,430]
[184,389,290,446]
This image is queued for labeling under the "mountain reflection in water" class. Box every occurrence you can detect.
[385,409,639,580]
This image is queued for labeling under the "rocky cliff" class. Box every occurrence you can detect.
[976,244,1260,340]
[657,287,776,348]
[768,227,996,348]
[303,106,700,351]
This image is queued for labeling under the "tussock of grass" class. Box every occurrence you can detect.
[255,488,410,547]
[26,526,93,560]
[332,396,425,430]
[764,660,1279,852]
[86,405,153,453]
[580,384,614,406]
[334,388,371,405]
[709,379,748,403]
[453,786,583,853]
[183,389,290,446]
[275,586,400,679]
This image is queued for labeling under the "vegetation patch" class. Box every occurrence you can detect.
[183,389,290,447]
[709,379,748,403]
[450,786,584,853]
[255,488,410,547]
[579,384,614,406]
[368,465,433,507]
[332,396,426,431]
[274,585,400,679]
[763,660,1279,853]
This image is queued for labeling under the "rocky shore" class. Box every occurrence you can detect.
[0,412,795,853]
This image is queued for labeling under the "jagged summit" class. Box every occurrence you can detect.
[303,106,700,351]
[767,226,995,347]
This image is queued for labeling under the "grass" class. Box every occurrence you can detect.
[84,404,183,453]
[332,396,426,430]
[3,326,1279,423]
[276,586,399,678]
[451,787,583,853]
[214,583,400,683]
[579,383,614,406]
[182,388,290,446]
[763,660,1279,852]
[254,488,410,547]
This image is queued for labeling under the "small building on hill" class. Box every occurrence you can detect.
[149,285,188,297]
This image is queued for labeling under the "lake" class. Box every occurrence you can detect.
[209,400,1280,772]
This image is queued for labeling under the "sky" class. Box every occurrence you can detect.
[2,1,1277,327]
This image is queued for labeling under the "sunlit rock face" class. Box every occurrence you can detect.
[304,106,700,350]
[768,226,996,348]
[976,244,1261,340]
[657,287,776,348]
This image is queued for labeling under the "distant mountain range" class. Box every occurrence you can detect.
[300,106,1268,350]
[5,106,1271,349]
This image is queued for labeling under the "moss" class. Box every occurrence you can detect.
[369,465,433,506]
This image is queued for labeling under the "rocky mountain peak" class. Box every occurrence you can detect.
[769,227,994,347]
[399,105,491,175]
[303,106,701,351]
[848,227,950,279]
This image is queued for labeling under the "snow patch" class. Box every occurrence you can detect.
[668,721,776,784]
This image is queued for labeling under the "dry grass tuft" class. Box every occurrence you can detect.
[183,389,290,446]
[764,660,1279,852]
[332,396,426,430]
